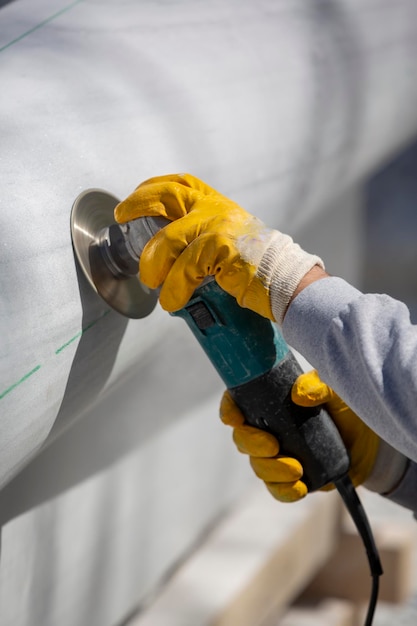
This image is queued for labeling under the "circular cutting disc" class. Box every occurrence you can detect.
[71,188,158,318]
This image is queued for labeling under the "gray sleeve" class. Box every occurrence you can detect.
[282,277,417,466]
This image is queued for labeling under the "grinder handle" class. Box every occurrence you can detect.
[229,351,350,491]
[173,279,350,491]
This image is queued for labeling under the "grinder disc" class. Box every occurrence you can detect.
[70,189,158,318]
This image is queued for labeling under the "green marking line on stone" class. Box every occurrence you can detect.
[55,330,83,355]
[1,309,111,400]
[0,365,41,400]
[55,309,111,354]
[0,0,84,54]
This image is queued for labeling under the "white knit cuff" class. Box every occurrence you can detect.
[364,439,409,495]
[257,231,324,325]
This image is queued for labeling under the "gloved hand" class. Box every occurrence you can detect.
[114,173,324,323]
[221,370,400,503]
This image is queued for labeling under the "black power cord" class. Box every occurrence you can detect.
[335,475,383,626]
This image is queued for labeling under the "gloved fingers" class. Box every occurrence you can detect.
[219,391,245,427]
[114,180,203,224]
[250,455,303,482]
[291,370,332,407]
[136,219,188,290]
[233,425,279,457]
[156,233,234,311]
[138,213,211,290]
[291,370,330,406]
[265,480,308,503]
[292,370,352,419]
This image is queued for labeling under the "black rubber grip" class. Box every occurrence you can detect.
[229,352,350,491]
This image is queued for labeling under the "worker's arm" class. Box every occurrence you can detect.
[115,173,417,511]
[283,276,417,465]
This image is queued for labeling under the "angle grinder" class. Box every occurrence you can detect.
[71,188,382,625]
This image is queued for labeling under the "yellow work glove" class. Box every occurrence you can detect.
[220,370,382,503]
[114,173,324,323]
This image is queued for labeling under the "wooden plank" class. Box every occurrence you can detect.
[129,489,343,626]
[301,512,417,604]
[276,599,355,626]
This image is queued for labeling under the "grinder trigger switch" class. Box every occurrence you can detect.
[185,300,216,331]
